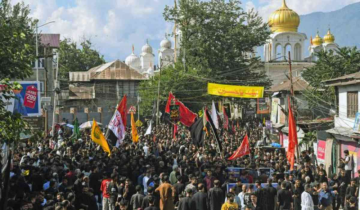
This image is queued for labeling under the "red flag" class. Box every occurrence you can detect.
[228,135,250,160]
[232,123,236,133]
[118,95,127,127]
[223,107,229,130]
[176,100,197,127]
[287,97,298,170]
[173,124,178,139]
[164,92,197,127]
[165,92,175,113]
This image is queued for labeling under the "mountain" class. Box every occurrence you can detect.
[300,2,360,56]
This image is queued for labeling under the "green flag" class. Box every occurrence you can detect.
[72,118,80,143]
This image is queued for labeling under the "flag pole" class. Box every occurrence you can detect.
[288,51,300,164]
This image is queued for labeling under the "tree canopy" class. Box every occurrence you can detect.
[0,0,37,143]
[139,0,271,116]
[0,0,36,80]
[59,38,105,79]
[302,47,360,108]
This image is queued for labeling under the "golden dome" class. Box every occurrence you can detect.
[323,29,335,44]
[312,32,323,46]
[268,0,300,32]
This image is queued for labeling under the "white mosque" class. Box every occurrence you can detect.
[125,37,175,78]
[264,0,338,62]
[125,0,339,81]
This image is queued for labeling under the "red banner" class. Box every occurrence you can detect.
[317,140,326,161]
[24,85,38,109]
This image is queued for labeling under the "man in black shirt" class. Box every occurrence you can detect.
[277,182,293,210]
[264,178,277,210]
[192,183,208,210]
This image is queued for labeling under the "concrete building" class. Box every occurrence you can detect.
[58,60,147,125]
[323,72,360,176]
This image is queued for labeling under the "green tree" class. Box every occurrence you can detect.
[0,0,36,80]
[0,0,37,145]
[140,0,271,116]
[59,38,105,79]
[302,47,360,108]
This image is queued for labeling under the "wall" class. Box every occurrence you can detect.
[335,84,360,128]
[341,141,360,177]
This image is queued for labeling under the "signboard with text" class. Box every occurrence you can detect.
[0,81,41,116]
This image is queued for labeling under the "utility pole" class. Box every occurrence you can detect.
[288,51,300,164]
[35,22,39,81]
[52,51,59,137]
[156,60,162,129]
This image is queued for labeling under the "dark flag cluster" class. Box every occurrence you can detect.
[189,107,222,152]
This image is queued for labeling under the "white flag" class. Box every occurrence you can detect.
[211,101,219,129]
[108,109,126,146]
[145,121,152,136]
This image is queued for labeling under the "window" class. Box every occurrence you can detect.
[347,91,358,118]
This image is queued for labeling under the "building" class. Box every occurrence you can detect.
[323,72,360,176]
[307,30,339,61]
[25,34,60,132]
[58,60,147,125]
[27,34,60,98]
[260,0,339,87]
[125,37,175,77]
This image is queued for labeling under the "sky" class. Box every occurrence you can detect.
[11,0,360,64]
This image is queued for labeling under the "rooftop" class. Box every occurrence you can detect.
[324,72,360,87]
[268,76,313,92]
[40,34,60,48]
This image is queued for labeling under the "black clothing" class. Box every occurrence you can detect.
[277,189,292,210]
[178,196,196,210]
[192,191,208,210]
[144,206,160,210]
[208,187,224,210]
[264,184,277,210]
[293,187,302,210]
[346,186,357,197]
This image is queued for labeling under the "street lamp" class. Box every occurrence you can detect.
[35,21,55,81]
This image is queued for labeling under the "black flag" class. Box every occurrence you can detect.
[190,117,204,147]
[205,109,222,152]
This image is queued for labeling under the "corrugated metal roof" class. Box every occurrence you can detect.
[95,61,116,73]
[39,34,60,48]
[269,77,312,92]
[324,72,360,83]
[327,80,360,87]
[90,60,147,80]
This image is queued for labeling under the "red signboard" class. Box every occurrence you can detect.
[23,85,38,109]
[317,140,326,161]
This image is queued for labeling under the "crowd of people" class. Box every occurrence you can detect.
[1,118,359,210]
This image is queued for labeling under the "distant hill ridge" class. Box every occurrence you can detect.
[299,2,360,56]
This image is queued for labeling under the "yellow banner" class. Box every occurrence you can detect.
[131,113,139,143]
[91,119,111,155]
[207,83,264,98]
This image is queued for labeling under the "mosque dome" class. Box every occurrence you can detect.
[142,42,153,54]
[312,32,323,46]
[268,0,300,33]
[160,38,171,49]
[323,29,335,44]
[125,46,140,67]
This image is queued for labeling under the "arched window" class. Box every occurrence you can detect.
[275,44,282,60]
[294,43,301,61]
[285,44,292,59]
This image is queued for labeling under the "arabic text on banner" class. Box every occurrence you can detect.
[207,83,264,98]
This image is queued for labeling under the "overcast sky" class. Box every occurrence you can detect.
[12,0,360,64]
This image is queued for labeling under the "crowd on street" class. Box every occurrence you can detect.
[1,118,359,210]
